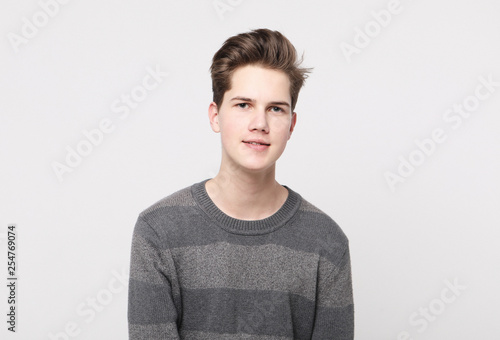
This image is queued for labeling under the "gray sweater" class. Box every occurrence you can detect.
[128,179,354,339]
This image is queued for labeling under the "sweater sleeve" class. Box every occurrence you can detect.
[128,215,181,339]
[311,246,354,339]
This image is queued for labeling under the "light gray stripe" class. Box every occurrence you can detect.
[181,330,292,340]
[170,242,318,301]
[129,322,179,339]
[130,233,179,288]
[299,198,324,214]
[317,249,354,308]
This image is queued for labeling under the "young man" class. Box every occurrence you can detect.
[128,29,354,339]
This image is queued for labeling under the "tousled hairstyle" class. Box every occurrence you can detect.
[210,28,311,111]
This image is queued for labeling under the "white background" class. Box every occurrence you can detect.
[1,0,499,339]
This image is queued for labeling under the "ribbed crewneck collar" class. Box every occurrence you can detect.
[191,178,301,235]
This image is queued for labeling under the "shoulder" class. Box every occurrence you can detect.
[293,193,349,260]
[298,196,348,241]
[133,183,200,245]
[137,184,197,226]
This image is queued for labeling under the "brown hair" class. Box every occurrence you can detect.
[210,28,311,111]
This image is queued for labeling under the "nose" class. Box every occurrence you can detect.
[249,108,269,133]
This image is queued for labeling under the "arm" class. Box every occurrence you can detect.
[128,216,181,339]
[311,246,354,339]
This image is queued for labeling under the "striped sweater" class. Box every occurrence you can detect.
[128,179,354,339]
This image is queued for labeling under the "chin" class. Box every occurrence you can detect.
[239,160,276,173]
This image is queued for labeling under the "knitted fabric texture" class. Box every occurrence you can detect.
[128,179,354,339]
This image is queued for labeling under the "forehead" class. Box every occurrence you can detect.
[225,65,291,103]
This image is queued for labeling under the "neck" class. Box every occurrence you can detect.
[205,163,288,220]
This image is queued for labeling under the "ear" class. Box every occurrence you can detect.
[208,102,220,133]
[287,112,297,140]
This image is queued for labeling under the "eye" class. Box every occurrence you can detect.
[270,106,284,113]
[236,103,249,109]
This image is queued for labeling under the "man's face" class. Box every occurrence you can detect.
[209,64,297,174]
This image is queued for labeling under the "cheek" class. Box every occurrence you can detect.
[271,117,292,137]
[219,120,241,146]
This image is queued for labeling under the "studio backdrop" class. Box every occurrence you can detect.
[1,0,499,339]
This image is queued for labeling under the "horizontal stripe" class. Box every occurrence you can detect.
[129,322,179,339]
[298,199,324,214]
[311,304,355,339]
[139,206,348,268]
[129,232,178,286]
[130,180,353,339]
[181,330,292,340]
[171,242,319,301]
[317,248,353,308]
[180,287,315,339]
[128,279,179,324]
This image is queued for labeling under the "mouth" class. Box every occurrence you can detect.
[243,141,270,146]
[242,140,271,151]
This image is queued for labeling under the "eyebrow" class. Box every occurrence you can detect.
[230,96,290,107]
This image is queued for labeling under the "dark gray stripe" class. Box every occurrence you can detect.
[181,330,292,340]
[311,304,355,339]
[140,206,348,268]
[180,287,315,339]
[128,279,179,324]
